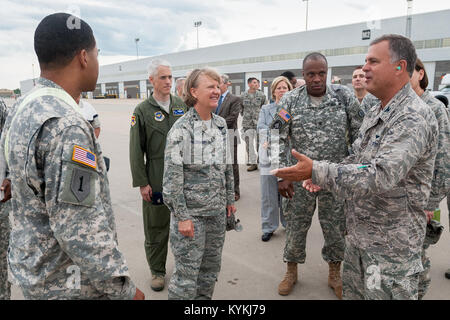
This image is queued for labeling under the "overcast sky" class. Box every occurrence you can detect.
[1,0,450,89]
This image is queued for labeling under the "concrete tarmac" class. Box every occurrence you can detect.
[4,97,450,300]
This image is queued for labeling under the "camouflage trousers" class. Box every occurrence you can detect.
[283,185,345,264]
[241,127,259,165]
[418,244,431,300]
[168,213,226,300]
[0,202,11,300]
[342,241,422,300]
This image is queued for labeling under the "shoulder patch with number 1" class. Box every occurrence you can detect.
[72,146,97,169]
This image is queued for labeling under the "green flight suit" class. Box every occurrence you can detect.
[129,93,187,276]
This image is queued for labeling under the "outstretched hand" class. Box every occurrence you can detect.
[271,149,313,182]
[302,179,321,193]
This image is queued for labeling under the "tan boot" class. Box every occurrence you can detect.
[328,262,343,299]
[278,262,297,296]
[151,274,165,292]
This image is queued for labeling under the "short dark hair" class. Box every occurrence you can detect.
[247,77,257,84]
[303,52,328,69]
[414,58,429,90]
[34,12,96,69]
[354,65,364,71]
[280,71,296,81]
[370,34,417,77]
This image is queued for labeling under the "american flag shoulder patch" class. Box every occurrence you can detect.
[278,109,292,122]
[72,145,97,169]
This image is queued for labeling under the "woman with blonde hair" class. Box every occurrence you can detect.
[257,76,292,241]
[163,68,236,299]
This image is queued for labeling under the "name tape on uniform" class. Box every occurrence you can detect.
[72,145,97,169]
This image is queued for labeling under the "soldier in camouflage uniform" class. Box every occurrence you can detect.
[163,68,236,300]
[0,97,11,300]
[410,59,450,299]
[273,35,439,300]
[241,77,267,171]
[0,13,143,300]
[272,52,364,298]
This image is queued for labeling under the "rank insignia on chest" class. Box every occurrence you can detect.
[154,111,165,121]
[172,107,185,116]
[72,145,97,169]
[131,115,136,127]
[278,109,291,122]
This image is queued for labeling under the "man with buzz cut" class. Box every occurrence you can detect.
[129,59,187,292]
[273,52,364,299]
[0,12,144,300]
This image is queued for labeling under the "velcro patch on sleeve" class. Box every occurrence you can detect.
[278,109,291,122]
[131,115,136,127]
[72,145,97,169]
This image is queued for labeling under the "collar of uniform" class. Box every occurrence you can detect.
[190,106,225,131]
[379,83,412,123]
[420,90,432,103]
[37,77,64,90]
[148,93,173,113]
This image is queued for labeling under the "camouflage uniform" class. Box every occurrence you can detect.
[312,84,439,299]
[0,97,10,300]
[360,92,380,113]
[417,91,450,299]
[272,84,364,265]
[163,107,234,300]
[1,78,136,299]
[241,90,266,164]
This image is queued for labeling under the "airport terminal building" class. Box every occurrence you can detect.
[20,9,450,98]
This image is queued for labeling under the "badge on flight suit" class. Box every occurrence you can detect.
[172,107,185,116]
[154,111,165,121]
[131,115,136,127]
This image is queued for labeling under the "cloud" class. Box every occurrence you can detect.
[1,0,450,89]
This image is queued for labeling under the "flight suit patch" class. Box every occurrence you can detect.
[172,108,185,116]
[155,111,165,121]
[131,115,136,127]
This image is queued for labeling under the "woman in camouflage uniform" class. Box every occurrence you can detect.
[163,68,236,300]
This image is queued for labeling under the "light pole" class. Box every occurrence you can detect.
[303,0,309,31]
[406,0,413,38]
[194,21,202,48]
[135,38,140,59]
